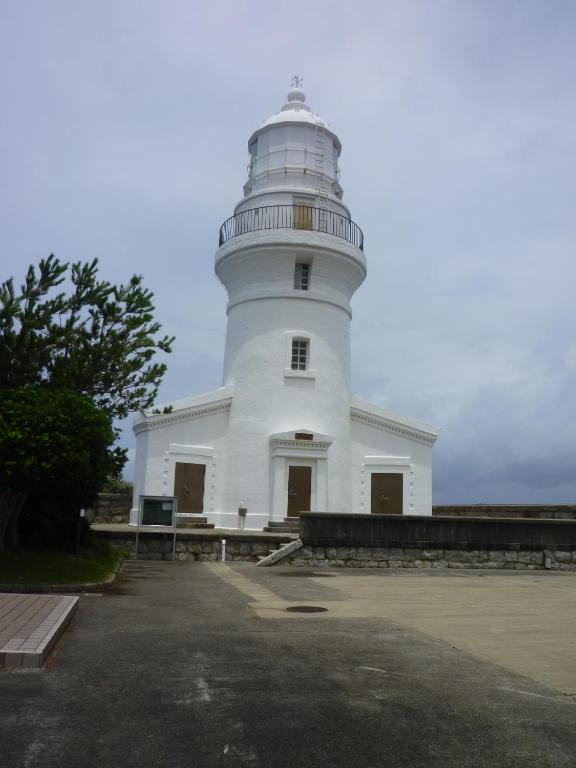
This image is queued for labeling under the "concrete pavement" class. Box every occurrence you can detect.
[1,562,575,767]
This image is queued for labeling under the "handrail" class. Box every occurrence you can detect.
[218,205,364,251]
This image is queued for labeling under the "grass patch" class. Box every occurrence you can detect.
[0,545,124,585]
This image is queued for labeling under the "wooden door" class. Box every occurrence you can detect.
[287,466,312,517]
[174,462,205,514]
[371,473,403,515]
[293,204,313,230]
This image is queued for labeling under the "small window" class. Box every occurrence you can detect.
[294,262,310,291]
[291,339,308,371]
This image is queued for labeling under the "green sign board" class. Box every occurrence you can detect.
[140,497,176,526]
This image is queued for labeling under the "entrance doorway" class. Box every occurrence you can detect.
[370,473,403,515]
[174,462,206,514]
[287,466,312,517]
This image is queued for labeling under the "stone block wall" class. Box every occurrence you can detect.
[285,546,576,570]
[95,530,287,562]
[87,494,132,524]
[433,505,576,520]
[300,512,576,551]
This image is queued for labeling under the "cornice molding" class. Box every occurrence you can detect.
[351,407,438,447]
[270,439,332,451]
[134,399,232,435]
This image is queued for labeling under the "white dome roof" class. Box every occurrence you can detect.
[258,80,331,130]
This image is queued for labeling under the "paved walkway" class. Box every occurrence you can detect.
[220,566,576,694]
[0,594,79,668]
[1,564,576,767]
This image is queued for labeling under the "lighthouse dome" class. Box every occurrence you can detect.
[241,78,345,210]
[259,82,330,130]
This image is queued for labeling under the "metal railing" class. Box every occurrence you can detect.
[218,205,364,251]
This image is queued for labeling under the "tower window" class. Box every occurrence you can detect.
[291,339,308,371]
[294,262,310,291]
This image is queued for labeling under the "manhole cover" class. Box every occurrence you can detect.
[285,605,328,613]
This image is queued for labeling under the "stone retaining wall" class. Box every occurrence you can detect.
[88,494,132,524]
[433,505,576,520]
[96,531,286,562]
[300,512,576,550]
[286,546,576,570]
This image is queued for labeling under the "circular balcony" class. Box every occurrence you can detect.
[218,205,364,251]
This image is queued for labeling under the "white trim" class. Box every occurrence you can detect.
[285,459,317,517]
[228,292,352,317]
[169,444,214,457]
[134,398,232,434]
[167,446,216,515]
[351,406,437,447]
[284,368,316,380]
[285,331,312,373]
[269,431,332,519]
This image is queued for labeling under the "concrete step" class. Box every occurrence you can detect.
[176,516,215,529]
[264,520,300,533]
[267,519,300,527]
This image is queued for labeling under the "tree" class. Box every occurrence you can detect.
[0,388,124,551]
[0,255,174,420]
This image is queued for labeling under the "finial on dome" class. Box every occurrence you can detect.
[282,75,310,112]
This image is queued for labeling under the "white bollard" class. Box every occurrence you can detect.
[221,538,226,562]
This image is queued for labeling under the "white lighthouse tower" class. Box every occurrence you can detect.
[131,81,439,530]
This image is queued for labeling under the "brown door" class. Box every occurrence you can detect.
[371,473,403,515]
[293,204,313,230]
[174,462,205,513]
[287,466,312,517]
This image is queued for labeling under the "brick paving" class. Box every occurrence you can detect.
[0,594,79,669]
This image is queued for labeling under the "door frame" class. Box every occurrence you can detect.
[269,430,333,521]
[362,457,415,516]
[285,459,316,517]
[370,471,404,516]
[173,461,207,514]
[167,444,215,516]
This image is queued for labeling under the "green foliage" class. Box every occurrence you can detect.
[0,255,174,419]
[0,255,172,550]
[150,404,174,415]
[0,388,125,549]
[0,543,124,585]
[0,388,124,500]
[101,476,133,495]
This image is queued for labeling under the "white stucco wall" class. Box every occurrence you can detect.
[130,390,232,525]
[350,399,437,516]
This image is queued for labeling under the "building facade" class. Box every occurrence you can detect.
[131,81,439,530]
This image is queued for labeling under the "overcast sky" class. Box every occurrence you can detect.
[1,1,575,503]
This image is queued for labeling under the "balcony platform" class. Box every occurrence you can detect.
[219,204,364,250]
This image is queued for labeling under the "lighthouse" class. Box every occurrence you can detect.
[131,81,439,530]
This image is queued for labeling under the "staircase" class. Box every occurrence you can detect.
[176,515,215,530]
[263,518,301,534]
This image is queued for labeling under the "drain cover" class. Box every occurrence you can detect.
[285,605,328,613]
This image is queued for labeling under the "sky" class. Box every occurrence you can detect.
[1,0,575,503]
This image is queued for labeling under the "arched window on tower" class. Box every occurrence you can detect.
[294,261,311,290]
[291,338,309,371]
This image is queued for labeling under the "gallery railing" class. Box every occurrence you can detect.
[218,205,364,251]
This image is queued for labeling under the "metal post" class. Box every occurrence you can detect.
[171,505,178,561]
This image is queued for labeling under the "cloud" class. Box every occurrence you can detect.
[1,0,575,502]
